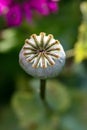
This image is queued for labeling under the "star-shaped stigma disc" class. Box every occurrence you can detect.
[23,32,61,68]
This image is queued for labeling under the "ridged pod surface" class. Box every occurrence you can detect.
[19,32,66,79]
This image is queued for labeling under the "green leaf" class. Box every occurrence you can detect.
[12,91,45,127]
[0,105,23,130]
[0,29,17,53]
[72,90,87,127]
[61,115,86,130]
[46,80,70,112]
[36,114,59,130]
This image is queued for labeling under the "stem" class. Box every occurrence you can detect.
[40,79,46,101]
[66,49,75,58]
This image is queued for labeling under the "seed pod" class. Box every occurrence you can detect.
[19,32,66,79]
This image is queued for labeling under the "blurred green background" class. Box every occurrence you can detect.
[0,0,87,130]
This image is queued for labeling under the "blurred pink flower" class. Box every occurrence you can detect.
[0,0,59,27]
[5,4,22,26]
[0,0,12,15]
[47,1,58,12]
[30,0,58,15]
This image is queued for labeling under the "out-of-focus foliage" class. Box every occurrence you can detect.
[74,2,87,63]
[46,80,70,112]
[0,29,17,52]
[12,91,46,127]
[0,0,87,130]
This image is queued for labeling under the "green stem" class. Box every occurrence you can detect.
[66,49,75,58]
[40,79,46,101]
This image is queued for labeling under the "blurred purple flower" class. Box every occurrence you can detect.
[30,0,58,15]
[47,1,58,12]
[5,4,22,26]
[23,1,32,22]
[0,0,59,27]
[30,0,49,15]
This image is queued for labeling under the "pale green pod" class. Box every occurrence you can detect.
[19,32,66,79]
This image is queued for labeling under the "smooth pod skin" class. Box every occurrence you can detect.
[19,32,66,79]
